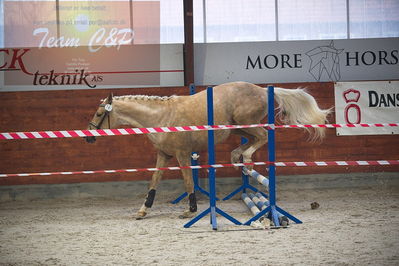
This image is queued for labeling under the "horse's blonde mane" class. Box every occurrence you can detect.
[103,95,177,102]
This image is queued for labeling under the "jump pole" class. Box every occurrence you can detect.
[242,192,285,225]
[172,84,214,204]
[243,85,302,226]
[250,193,288,226]
[241,193,263,220]
[184,86,241,230]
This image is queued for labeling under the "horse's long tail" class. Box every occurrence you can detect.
[273,87,332,141]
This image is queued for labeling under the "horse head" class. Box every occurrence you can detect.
[85,93,113,143]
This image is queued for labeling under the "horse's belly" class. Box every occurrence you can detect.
[190,130,231,151]
[154,130,231,155]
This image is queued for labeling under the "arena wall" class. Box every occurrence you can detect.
[1,82,398,186]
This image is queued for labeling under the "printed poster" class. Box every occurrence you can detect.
[334,81,399,135]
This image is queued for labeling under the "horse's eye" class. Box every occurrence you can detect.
[96,112,103,117]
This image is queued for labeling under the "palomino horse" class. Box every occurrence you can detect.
[85,82,331,219]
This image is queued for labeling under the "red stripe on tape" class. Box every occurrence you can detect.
[40,132,50,138]
[25,132,36,139]
[124,128,135,134]
[68,131,79,138]
[153,127,164,133]
[140,128,150,134]
[81,130,94,136]
[167,127,178,132]
[97,130,108,136]
[53,131,64,138]
[10,133,21,139]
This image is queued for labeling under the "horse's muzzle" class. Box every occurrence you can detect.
[84,136,96,143]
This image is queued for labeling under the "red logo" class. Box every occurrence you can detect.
[342,89,361,124]
[343,89,361,103]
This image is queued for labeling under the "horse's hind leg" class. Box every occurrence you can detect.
[136,151,171,219]
[231,129,255,165]
[240,127,268,170]
[175,151,197,219]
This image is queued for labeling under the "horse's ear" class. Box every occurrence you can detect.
[107,93,113,104]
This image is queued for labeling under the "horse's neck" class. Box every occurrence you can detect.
[113,99,172,128]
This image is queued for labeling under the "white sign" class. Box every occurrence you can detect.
[334,81,399,136]
[194,38,399,85]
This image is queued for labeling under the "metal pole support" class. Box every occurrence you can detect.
[184,87,241,229]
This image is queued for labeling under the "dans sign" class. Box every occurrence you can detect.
[334,81,399,136]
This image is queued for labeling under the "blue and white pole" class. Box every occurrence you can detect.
[243,167,269,188]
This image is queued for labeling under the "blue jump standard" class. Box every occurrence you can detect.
[184,87,241,230]
[242,85,302,226]
[184,85,301,229]
[171,84,216,204]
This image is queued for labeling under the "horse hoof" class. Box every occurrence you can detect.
[231,160,240,170]
[136,211,147,220]
[242,159,253,170]
[244,164,253,171]
[178,210,197,219]
[231,154,241,169]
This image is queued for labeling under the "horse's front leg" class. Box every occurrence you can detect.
[136,151,171,219]
[176,151,197,219]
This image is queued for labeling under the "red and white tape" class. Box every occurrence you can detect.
[276,123,399,129]
[0,124,272,140]
[0,123,398,140]
[1,160,398,178]
[274,160,399,167]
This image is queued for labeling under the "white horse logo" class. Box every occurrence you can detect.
[306,41,344,81]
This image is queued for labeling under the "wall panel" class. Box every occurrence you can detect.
[1,82,398,186]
